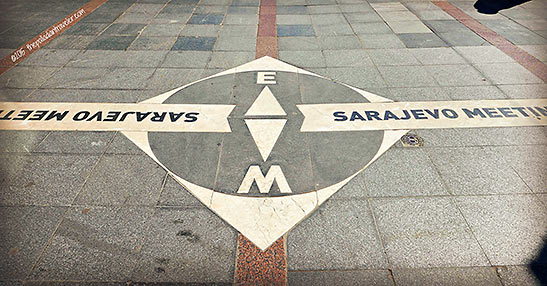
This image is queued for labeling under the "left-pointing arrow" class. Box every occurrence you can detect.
[0,102,235,133]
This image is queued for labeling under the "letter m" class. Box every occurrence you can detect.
[237,165,292,194]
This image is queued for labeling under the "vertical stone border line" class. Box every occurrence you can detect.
[255,0,278,59]
[433,1,547,82]
[234,0,287,285]
[0,0,109,75]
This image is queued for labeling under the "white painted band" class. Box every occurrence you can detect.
[298,99,547,132]
[0,102,235,132]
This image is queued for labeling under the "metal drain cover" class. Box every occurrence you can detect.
[401,134,424,147]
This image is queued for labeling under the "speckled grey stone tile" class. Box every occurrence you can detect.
[0,67,59,89]
[128,36,177,50]
[378,65,437,88]
[223,14,258,25]
[345,12,383,23]
[172,36,217,51]
[115,12,155,24]
[129,207,236,283]
[153,12,192,25]
[0,153,98,206]
[42,67,155,89]
[323,49,373,67]
[227,6,259,14]
[388,87,450,101]
[277,5,307,15]
[307,5,341,14]
[453,46,516,63]
[46,35,96,49]
[425,64,490,86]
[161,51,211,68]
[29,207,154,281]
[74,154,166,206]
[409,47,466,65]
[157,175,203,207]
[368,48,420,66]
[277,14,312,25]
[145,68,204,90]
[25,89,144,103]
[339,3,373,13]
[67,50,167,68]
[493,145,547,194]
[188,14,225,25]
[329,172,368,199]
[326,67,386,89]
[444,85,507,100]
[207,51,253,68]
[392,267,502,286]
[278,37,321,51]
[0,206,66,280]
[213,36,256,51]
[140,24,184,37]
[102,23,146,36]
[313,23,354,36]
[217,25,257,39]
[104,132,147,155]
[194,5,228,14]
[361,34,406,49]
[474,63,543,84]
[86,35,137,50]
[318,35,363,50]
[371,197,489,267]
[64,23,109,36]
[288,199,388,270]
[496,265,545,286]
[311,14,348,25]
[0,88,33,102]
[180,24,220,37]
[288,270,393,286]
[426,147,531,195]
[277,25,315,37]
[455,195,547,265]
[497,30,547,45]
[398,33,448,48]
[351,22,392,34]
[19,49,81,67]
[417,127,547,148]
[498,84,547,99]
[33,132,114,154]
[364,148,448,197]
[0,131,49,153]
[438,31,488,46]
[279,50,325,68]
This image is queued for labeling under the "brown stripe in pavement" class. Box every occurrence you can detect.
[235,235,287,285]
[0,0,108,75]
[433,1,547,83]
[255,0,278,59]
[235,0,287,285]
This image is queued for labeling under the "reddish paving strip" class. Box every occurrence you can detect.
[255,0,277,58]
[433,1,547,83]
[235,235,287,285]
[235,0,287,285]
[0,0,108,75]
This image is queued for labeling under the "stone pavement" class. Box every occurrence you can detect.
[0,0,546,285]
